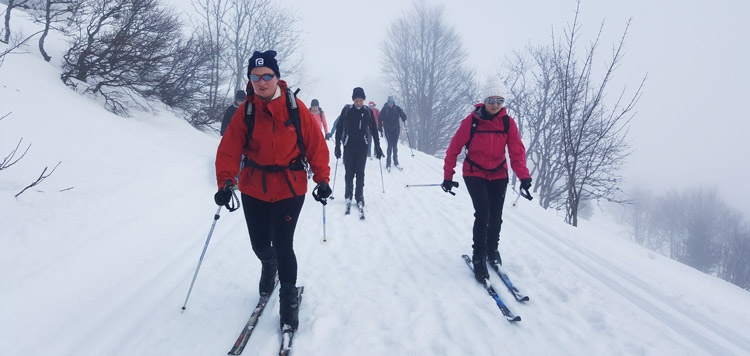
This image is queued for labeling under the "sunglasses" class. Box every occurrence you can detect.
[249,73,276,82]
[485,98,505,105]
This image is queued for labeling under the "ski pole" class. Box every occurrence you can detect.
[322,204,327,243]
[512,190,522,206]
[404,125,415,157]
[312,183,329,243]
[181,180,236,312]
[330,158,339,200]
[378,157,385,193]
[512,186,534,206]
[406,182,459,196]
[181,204,223,312]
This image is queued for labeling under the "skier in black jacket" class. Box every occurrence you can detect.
[334,87,383,214]
[378,96,407,170]
[220,90,247,136]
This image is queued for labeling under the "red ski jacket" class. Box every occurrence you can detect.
[443,105,530,181]
[216,80,330,202]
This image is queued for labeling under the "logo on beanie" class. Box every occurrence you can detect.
[255,58,265,66]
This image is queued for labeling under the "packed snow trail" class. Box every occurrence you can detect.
[4,138,750,356]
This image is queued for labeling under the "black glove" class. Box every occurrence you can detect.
[520,178,532,190]
[374,146,384,159]
[325,133,332,140]
[214,187,232,206]
[315,181,332,199]
[441,179,458,193]
[334,145,341,159]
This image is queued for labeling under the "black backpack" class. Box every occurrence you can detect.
[464,114,510,173]
[339,104,374,146]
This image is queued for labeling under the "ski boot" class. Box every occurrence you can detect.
[488,250,502,266]
[472,252,489,282]
[279,284,300,330]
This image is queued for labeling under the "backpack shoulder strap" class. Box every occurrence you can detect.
[501,115,510,134]
[283,88,307,165]
[465,116,479,150]
[465,115,510,150]
[342,104,352,131]
[244,102,255,148]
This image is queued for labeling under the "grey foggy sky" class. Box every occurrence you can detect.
[282,0,750,215]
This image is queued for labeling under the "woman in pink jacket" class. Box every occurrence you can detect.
[309,99,328,135]
[442,76,532,282]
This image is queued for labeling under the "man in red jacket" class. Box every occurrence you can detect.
[442,76,532,282]
[214,50,331,331]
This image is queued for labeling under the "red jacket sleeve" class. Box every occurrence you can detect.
[506,117,530,180]
[321,111,329,134]
[443,115,472,181]
[215,102,248,189]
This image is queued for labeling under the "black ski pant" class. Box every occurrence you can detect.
[384,127,400,167]
[343,145,368,205]
[463,176,508,259]
[241,193,305,286]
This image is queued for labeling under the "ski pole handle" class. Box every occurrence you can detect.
[512,186,533,206]
[220,179,241,212]
[520,187,533,201]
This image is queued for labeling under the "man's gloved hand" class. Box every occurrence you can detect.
[520,178,532,190]
[334,145,341,159]
[374,146,384,159]
[214,187,232,206]
[441,179,458,193]
[325,133,332,140]
[315,181,332,199]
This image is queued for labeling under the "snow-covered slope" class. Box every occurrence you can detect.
[2,7,749,356]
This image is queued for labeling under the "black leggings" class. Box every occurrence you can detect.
[241,194,305,285]
[463,177,508,258]
[343,146,368,203]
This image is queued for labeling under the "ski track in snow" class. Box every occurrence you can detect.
[512,215,750,355]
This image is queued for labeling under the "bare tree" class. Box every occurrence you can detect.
[380,1,476,155]
[680,186,729,272]
[1,137,32,171]
[147,32,215,127]
[224,0,300,92]
[190,0,301,131]
[60,0,183,115]
[0,27,39,67]
[30,0,83,62]
[717,222,750,290]
[15,161,61,198]
[189,0,228,126]
[551,1,644,226]
[2,0,31,44]
[625,185,750,291]
[504,45,567,208]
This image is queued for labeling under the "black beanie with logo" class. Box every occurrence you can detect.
[247,50,280,79]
